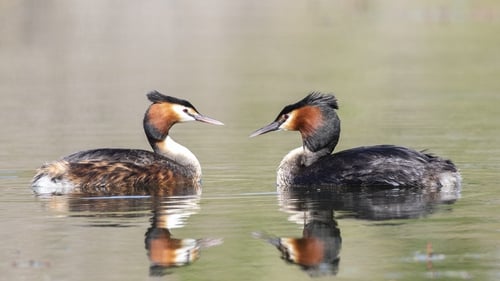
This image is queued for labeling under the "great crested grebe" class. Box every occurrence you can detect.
[250,92,461,190]
[32,91,223,196]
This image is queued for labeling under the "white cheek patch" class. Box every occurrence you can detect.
[279,112,297,131]
[171,104,196,122]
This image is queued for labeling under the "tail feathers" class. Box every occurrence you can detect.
[438,171,462,195]
[31,161,75,195]
[427,155,462,193]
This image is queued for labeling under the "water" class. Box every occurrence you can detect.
[1,1,500,280]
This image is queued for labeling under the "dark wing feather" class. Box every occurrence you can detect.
[63,148,173,166]
[61,148,198,195]
[65,160,198,196]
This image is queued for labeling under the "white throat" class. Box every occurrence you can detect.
[279,146,324,167]
[157,136,201,175]
[277,146,327,186]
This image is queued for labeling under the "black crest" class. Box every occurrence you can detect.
[146,91,198,111]
[275,92,338,120]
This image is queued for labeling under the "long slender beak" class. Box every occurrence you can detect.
[193,113,224,125]
[249,121,282,137]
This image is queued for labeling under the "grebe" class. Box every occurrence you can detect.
[32,91,223,196]
[250,92,461,190]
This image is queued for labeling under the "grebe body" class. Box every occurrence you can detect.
[251,92,461,190]
[32,91,223,196]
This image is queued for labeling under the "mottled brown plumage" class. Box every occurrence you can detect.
[34,159,198,196]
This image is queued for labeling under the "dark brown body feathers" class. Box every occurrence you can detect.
[33,149,200,196]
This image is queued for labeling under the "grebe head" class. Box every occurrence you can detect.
[144,91,224,150]
[250,92,341,154]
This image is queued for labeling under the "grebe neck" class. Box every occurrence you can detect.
[153,136,201,175]
[277,145,332,186]
[302,146,331,166]
[280,145,330,168]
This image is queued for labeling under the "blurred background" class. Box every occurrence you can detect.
[1,0,498,170]
[1,1,499,280]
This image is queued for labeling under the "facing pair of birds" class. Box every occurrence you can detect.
[31,91,461,196]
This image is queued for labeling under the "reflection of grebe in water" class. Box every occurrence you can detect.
[31,91,223,196]
[146,196,223,276]
[250,92,461,190]
[38,193,222,277]
[254,186,459,277]
[254,209,341,277]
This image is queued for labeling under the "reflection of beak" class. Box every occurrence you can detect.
[193,113,224,125]
[249,121,282,137]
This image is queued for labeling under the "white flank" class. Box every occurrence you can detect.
[32,175,74,195]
